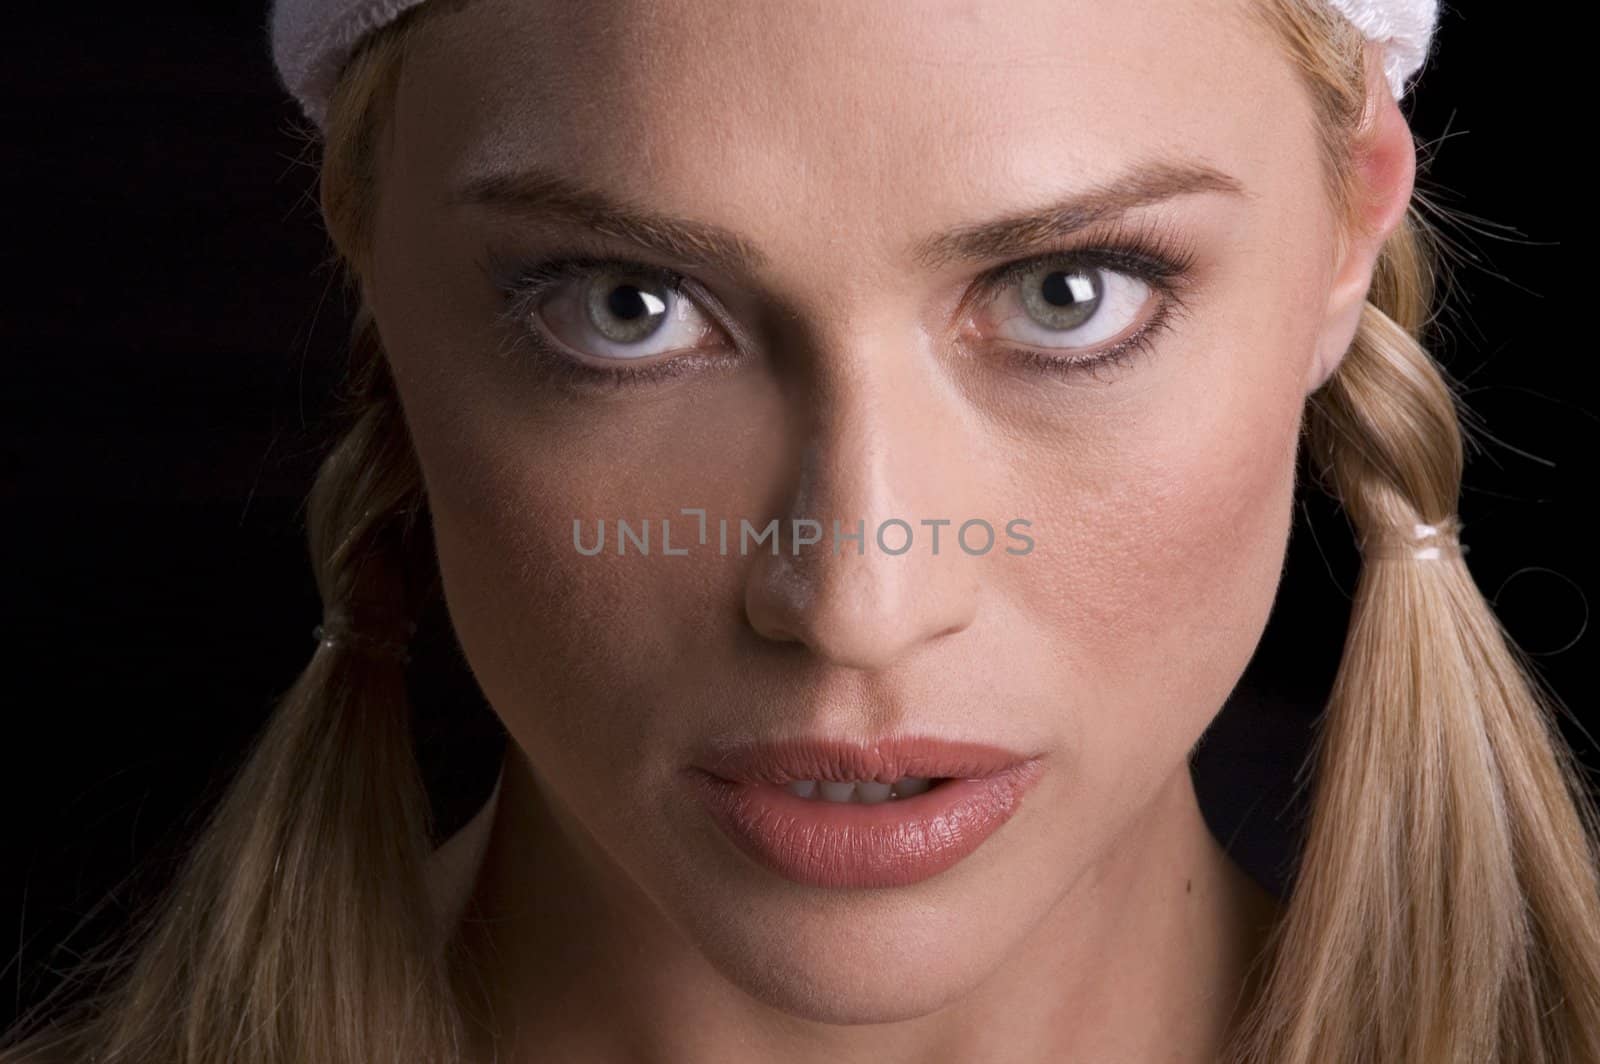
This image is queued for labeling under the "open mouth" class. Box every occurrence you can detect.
[779,777,951,802]
[687,763,1042,889]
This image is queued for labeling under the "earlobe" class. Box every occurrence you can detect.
[1306,47,1419,395]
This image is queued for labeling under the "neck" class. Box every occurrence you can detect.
[446,745,1280,1063]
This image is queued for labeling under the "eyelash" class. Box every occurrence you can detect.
[487,216,1200,390]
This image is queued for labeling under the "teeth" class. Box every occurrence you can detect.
[783,777,937,802]
[818,781,856,802]
[855,781,892,804]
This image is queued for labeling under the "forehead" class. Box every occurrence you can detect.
[392,0,1306,267]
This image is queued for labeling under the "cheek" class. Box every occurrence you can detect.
[419,425,688,754]
[409,382,786,775]
[1013,335,1309,800]
[370,203,789,761]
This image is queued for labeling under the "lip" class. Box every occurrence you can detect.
[684,736,1044,889]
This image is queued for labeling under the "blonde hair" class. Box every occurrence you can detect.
[5,2,1598,1060]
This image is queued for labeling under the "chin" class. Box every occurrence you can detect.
[692,910,1013,1023]
[653,833,1062,1025]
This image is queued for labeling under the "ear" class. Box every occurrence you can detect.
[1305,43,1419,395]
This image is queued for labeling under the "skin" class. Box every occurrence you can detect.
[367,0,1415,1059]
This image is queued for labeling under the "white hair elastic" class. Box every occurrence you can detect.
[269,0,1440,132]
[312,608,416,664]
[1360,516,1468,562]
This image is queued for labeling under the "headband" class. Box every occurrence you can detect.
[269,0,1439,133]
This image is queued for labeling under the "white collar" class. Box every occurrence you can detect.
[425,758,505,938]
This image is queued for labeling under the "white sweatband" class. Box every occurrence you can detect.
[1323,0,1440,101]
[270,0,1439,133]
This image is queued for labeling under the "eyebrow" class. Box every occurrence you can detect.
[452,158,1247,275]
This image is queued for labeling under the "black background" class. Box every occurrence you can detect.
[2,2,1592,1035]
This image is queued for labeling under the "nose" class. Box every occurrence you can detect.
[742,354,984,671]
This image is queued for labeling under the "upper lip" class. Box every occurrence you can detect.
[690,735,1039,784]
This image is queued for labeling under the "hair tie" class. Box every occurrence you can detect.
[270,0,1440,133]
[313,608,416,665]
[1360,514,1467,562]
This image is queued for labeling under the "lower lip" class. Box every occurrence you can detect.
[685,761,1044,889]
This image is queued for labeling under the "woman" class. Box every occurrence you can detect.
[4,0,1597,1060]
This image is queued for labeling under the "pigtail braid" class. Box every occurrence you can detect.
[1226,209,1600,1063]
[11,309,454,1064]
[0,17,461,1061]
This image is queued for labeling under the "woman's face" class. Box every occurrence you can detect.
[371,0,1373,1024]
